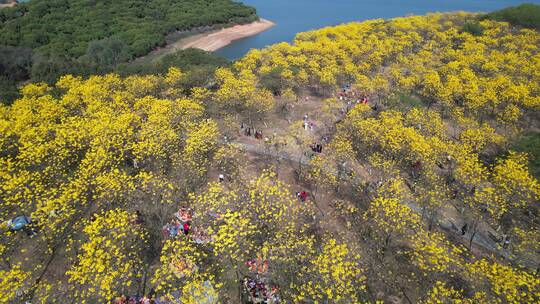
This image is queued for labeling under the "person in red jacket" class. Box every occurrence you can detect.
[299,191,308,202]
[183,222,190,235]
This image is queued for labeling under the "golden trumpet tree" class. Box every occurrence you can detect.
[66,209,148,302]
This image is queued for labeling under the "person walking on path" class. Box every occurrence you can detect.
[461,223,468,236]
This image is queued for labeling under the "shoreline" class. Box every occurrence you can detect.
[0,0,17,9]
[144,18,275,60]
[181,18,275,52]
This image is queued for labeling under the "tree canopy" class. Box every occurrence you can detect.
[0,8,539,304]
[0,0,256,104]
[0,0,257,58]
[482,3,540,30]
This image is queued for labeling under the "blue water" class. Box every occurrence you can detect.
[216,0,540,59]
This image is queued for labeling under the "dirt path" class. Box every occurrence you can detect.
[235,140,532,266]
[228,95,534,268]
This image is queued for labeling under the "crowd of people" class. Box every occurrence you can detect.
[162,219,190,238]
[164,206,214,242]
[112,295,154,304]
[162,207,193,238]
[337,84,375,114]
[242,254,281,303]
[243,277,280,304]
[246,256,269,274]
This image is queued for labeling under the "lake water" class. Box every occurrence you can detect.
[216,0,540,59]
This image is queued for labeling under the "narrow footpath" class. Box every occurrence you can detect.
[231,135,534,269]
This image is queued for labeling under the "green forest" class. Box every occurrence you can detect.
[0,0,257,104]
[482,3,540,30]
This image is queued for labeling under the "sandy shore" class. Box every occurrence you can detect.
[135,18,275,62]
[0,0,17,9]
[144,19,274,60]
[179,18,275,51]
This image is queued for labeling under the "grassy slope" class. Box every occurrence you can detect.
[0,0,257,58]
[0,0,254,104]
[512,132,540,179]
[482,3,540,30]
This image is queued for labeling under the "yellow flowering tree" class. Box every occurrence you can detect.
[467,259,540,304]
[365,179,421,251]
[66,209,148,302]
[0,265,32,303]
[293,239,366,303]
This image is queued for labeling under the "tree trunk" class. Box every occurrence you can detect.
[398,285,414,304]
[468,220,478,250]
[384,233,392,254]
[428,209,437,231]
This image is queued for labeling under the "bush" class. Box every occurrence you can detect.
[0,77,19,105]
[0,45,32,104]
[0,45,32,81]
[84,37,132,73]
[117,48,229,76]
[512,132,540,179]
[483,3,540,30]
[259,66,285,95]
[462,21,484,36]
[116,48,229,94]
[30,54,94,83]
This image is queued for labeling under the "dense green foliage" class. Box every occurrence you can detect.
[461,21,484,36]
[0,0,256,104]
[0,47,229,104]
[117,48,230,93]
[0,0,257,57]
[0,45,32,103]
[117,48,229,76]
[483,3,540,30]
[513,132,540,179]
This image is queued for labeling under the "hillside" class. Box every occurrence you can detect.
[0,0,257,57]
[0,10,539,304]
[0,0,257,104]
[483,3,540,30]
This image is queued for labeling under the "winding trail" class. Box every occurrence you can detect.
[232,140,535,268]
